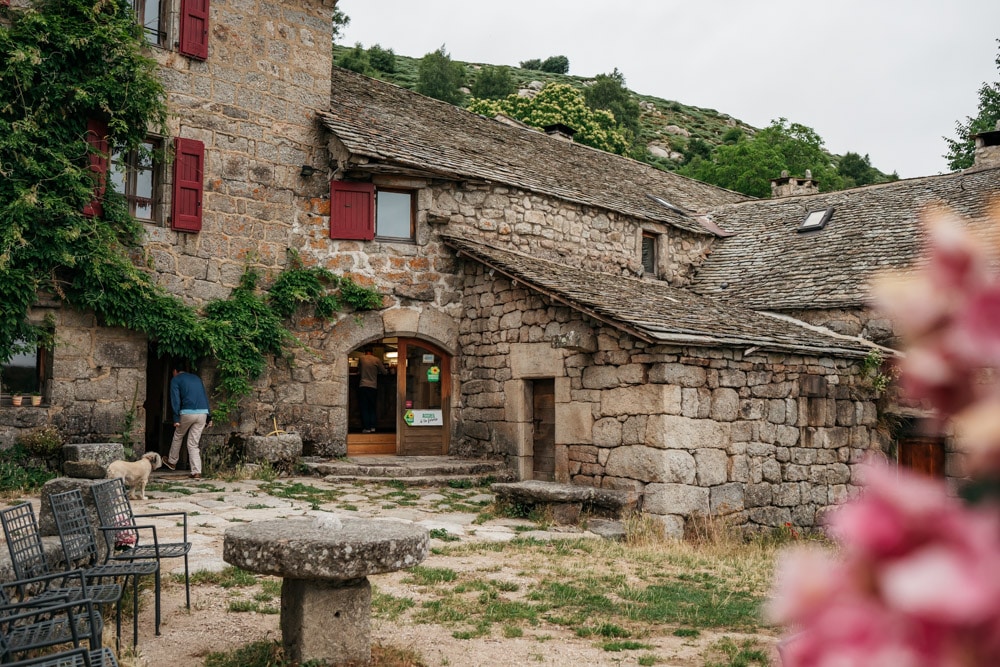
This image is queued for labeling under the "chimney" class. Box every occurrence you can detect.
[543,123,576,142]
[770,169,819,198]
[970,121,1000,170]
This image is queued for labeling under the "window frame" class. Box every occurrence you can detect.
[374,188,416,242]
[134,0,166,47]
[1,339,51,403]
[641,231,658,277]
[111,137,163,224]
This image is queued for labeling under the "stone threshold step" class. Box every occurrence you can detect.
[318,473,514,487]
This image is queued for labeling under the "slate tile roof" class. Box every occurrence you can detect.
[691,167,1000,310]
[320,67,751,237]
[442,234,874,358]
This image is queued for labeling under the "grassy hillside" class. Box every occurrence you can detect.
[332,45,895,188]
[333,45,755,168]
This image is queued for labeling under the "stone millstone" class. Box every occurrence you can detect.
[222,517,429,580]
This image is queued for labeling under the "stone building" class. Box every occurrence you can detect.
[4,0,1000,533]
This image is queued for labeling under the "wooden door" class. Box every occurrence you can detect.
[899,436,945,478]
[397,339,450,456]
[531,379,555,481]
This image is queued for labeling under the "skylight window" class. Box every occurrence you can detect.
[647,195,689,217]
[798,207,833,232]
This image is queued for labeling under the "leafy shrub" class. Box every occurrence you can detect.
[15,425,63,458]
[519,58,542,70]
[0,445,57,495]
[416,46,465,105]
[368,44,396,73]
[540,55,569,74]
[336,42,371,75]
[470,65,516,100]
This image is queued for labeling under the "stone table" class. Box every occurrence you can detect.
[223,516,428,665]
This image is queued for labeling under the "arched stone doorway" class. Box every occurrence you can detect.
[347,337,452,456]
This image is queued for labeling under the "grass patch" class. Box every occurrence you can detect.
[705,637,770,667]
[205,640,427,666]
[373,588,416,621]
[601,640,654,652]
[260,481,341,504]
[188,567,258,588]
[428,528,460,542]
[403,566,458,586]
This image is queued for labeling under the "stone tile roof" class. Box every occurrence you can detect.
[691,167,1000,310]
[320,67,751,237]
[442,234,874,358]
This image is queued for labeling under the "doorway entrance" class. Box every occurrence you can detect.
[530,379,555,481]
[346,338,451,456]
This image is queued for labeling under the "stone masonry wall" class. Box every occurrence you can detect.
[1,304,146,450]
[457,264,882,536]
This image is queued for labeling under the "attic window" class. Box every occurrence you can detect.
[647,195,689,217]
[798,207,833,232]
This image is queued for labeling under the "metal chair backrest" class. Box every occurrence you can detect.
[0,502,49,581]
[49,489,101,569]
[91,479,139,555]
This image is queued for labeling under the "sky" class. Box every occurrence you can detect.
[336,0,1000,180]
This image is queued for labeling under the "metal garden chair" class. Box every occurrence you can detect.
[0,594,117,667]
[91,479,191,612]
[48,489,159,645]
[0,502,123,645]
[0,571,104,662]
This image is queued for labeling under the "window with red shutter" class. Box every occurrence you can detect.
[330,181,375,241]
[178,0,209,60]
[171,137,204,233]
[83,119,109,218]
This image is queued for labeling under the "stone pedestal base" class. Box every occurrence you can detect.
[281,577,371,666]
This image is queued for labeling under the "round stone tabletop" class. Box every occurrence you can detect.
[223,516,429,580]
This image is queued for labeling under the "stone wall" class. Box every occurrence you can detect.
[1,304,146,450]
[144,0,337,306]
[457,264,882,535]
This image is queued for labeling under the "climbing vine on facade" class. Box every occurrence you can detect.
[0,0,383,417]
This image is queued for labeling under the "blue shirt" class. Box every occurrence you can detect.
[169,371,211,423]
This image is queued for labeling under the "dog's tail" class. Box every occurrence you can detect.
[147,451,163,470]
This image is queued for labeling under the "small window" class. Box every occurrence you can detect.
[1,340,50,400]
[641,232,657,275]
[798,208,833,232]
[111,138,161,222]
[134,0,165,46]
[376,189,414,240]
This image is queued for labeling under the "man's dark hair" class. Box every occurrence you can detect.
[172,359,191,373]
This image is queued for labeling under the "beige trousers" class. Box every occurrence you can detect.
[169,413,206,474]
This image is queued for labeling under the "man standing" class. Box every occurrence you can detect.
[358,348,386,434]
[165,362,212,479]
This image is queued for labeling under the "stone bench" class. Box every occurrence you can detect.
[491,480,639,525]
[62,443,123,479]
[223,516,428,666]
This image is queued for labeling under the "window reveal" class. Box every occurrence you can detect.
[111,139,159,222]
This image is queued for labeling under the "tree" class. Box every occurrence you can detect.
[367,44,396,74]
[468,83,630,155]
[336,43,371,75]
[332,7,350,42]
[540,55,570,74]
[471,65,516,100]
[679,119,845,198]
[837,151,878,187]
[519,58,543,70]
[416,46,466,105]
[583,68,640,142]
[945,40,1000,171]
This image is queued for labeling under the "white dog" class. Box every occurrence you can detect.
[106,452,162,500]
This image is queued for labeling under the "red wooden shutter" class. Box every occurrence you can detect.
[178,0,209,60]
[330,181,375,240]
[83,118,109,218]
[171,137,204,232]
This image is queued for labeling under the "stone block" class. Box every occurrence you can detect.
[710,483,745,515]
[694,448,728,486]
[63,461,107,479]
[554,402,593,445]
[582,366,620,389]
[710,388,739,421]
[38,478,103,544]
[244,434,303,464]
[650,514,685,540]
[592,418,623,447]
[605,446,694,484]
[509,343,565,379]
[748,506,792,527]
[382,307,420,336]
[645,414,730,450]
[648,363,706,387]
[63,443,124,468]
[282,577,371,666]
[504,380,529,423]
[643,483,709,516]
[601,384,681,417]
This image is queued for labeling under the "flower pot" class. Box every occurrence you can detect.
[11,396,22,407]
[30,395,41,406]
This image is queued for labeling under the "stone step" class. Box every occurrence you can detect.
[318,473,513,487]
[300,456,515,487]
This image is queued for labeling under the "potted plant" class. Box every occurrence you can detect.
[11,394,22,407]
[30,392,42,406]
